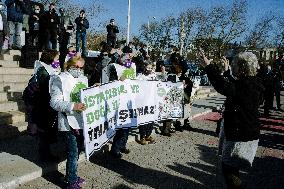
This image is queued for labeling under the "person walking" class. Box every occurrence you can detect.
[50,55,88,189]
[200,51,264,189]
[5,0,27,50]
[106,18,119,48]
[75,9,89,57]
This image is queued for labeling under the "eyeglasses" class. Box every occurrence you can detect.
[35,9,40,11]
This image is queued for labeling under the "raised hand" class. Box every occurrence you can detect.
[198,49,213,67]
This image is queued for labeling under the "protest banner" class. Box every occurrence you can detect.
[81,80,183,159]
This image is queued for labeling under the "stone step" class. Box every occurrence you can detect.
[0,67,33,74]
[0,110,26,125]
[0,82,28,92]
[0,122,28,139]
[0,60,20,68]
[1,54,21,61]
[196,88,211,95]
[0,74,32,83]
[7,50,21,56]
[0,100,25,112]
[0,91,23,102]
[195,92,218,99]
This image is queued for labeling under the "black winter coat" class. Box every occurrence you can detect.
[205,64,264,142]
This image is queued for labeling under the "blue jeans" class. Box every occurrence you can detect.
[111,128,130,153]
[76,31,87,56]
[62,130,84,185]
[8,21,22,48]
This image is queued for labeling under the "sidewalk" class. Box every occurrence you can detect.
[0,93,223,189]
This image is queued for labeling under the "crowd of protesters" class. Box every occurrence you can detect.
[1,1,284,189]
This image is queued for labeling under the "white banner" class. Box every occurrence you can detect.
[81,80,183,159]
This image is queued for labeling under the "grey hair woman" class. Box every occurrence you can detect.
[200,51,264,189]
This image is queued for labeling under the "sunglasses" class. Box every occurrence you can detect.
[71,65,84,70]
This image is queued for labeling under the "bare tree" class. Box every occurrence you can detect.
[245,13,277,48]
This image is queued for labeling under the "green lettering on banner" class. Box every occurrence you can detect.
[86,112,94,124]
[131,85,139,93]
[119,85,127,94]
[112,100,119,110]
[112,88,118,97]
[94,110,100,120]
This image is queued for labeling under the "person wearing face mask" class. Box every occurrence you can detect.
[32,49,61,162]
[39,3,59,50]
[75,9,89,57]
[50,55,88,189]
[0,1,9,57]
[28,4,41,47]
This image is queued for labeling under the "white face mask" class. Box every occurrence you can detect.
[35,10,40,13]
[68,68,84,78]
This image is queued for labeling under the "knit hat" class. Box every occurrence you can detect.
[110,19,115,23]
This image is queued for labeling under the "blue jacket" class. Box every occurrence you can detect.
[5,0,27,23]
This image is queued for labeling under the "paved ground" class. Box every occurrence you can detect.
[17,98,284,189]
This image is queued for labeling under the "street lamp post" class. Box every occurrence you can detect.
[126,0,131,45]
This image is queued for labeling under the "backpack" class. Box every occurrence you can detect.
[23,73,40,107]
[23,73,40,135]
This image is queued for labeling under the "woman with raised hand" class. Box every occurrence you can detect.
[200,51,264,189]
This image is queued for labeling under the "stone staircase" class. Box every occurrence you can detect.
[0,50,33,139]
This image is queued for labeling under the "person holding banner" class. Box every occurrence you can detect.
[136,61,157,144]
[50,55,88,189]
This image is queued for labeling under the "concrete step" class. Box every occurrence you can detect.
[0,122,28,139]
[0,135,87,189]
[195,92,218,100]
[0,100,25,112]
[0,67,33,74]
[0,74,31,83]
[0,91,23,102]
[1,54,21,61]
[0,110,26,125]
[7,50,21,56]
[0,60,20,68]
[196,88,211,95]
[0,81,27,92]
